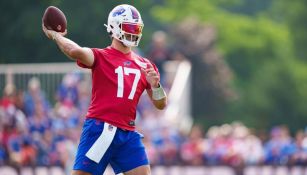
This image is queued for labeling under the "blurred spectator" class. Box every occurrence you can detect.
[211,124,234,166]
[219,124,243,166]
[143,134,159,165]
[7,128,22,166]
[0,141,6,165]
[76,79,91,116]
[291,130,307,165]
[153,126,180,165]
[28,103,51,134]
[20,138,36,166]
[0,83,16,109]
[241,134,264,165]
[180,125,205,165]
[56,72,80,106]
[146,31,173,84]
[0,83,27,132]
[23,77,50,117]
[264,125,296,165]
[60,128,79,175]
[204,126,221,165]
[0,120,6,165]
[53,100,80,130]
[231,123,263,165]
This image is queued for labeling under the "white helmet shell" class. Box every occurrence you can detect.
[105,4,144,47]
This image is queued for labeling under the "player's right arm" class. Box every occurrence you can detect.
[42,24,94,67]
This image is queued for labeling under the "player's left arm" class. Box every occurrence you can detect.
[143,64,167,110]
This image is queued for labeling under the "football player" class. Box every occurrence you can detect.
[42,4,167,175]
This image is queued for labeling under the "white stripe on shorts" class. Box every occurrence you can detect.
[85,122,117,163]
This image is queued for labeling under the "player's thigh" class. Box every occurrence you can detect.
[71,170,92,175]
[73,119,114,175]
[123,165,151,175]
[110,131,149,174]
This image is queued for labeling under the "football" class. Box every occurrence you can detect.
[42,6,67,32]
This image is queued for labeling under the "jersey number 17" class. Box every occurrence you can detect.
[115,66,140,100]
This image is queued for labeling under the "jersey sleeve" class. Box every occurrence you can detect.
[76,48,98,69]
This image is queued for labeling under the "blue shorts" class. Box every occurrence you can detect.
[73,119,149,175]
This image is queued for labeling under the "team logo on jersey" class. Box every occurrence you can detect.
[112,7,125,17]
[130,7,139,19]
[124,61,132,66]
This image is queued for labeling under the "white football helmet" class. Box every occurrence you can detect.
[105,4,144,47]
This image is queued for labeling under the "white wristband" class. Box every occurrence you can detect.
[152,84,166,100]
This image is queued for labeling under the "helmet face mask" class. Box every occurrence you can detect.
[105,4,144,47]
[121,22,143,46]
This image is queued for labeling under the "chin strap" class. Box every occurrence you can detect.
[152,83,166,100]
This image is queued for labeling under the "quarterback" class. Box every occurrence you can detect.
[42,4,167,175]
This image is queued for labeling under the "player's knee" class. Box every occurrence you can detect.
[124,165,151,175]
[142,169,151,175]
[71,170,92,175]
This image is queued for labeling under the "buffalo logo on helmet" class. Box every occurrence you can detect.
[112,6,126,17]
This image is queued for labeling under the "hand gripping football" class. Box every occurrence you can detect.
[42,6,67,32]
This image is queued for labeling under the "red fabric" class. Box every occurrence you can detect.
[77,46,159,131]
[0,97,14,109]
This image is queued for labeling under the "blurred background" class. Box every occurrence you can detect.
[0,0,307,175]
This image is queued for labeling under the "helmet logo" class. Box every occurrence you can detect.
[112,7,126,17]
[130,8,139,19]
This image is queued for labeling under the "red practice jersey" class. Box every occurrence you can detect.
[77,46,159,131]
